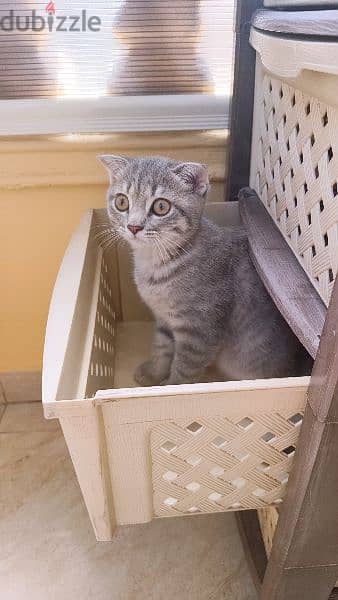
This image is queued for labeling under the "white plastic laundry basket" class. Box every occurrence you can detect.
[264,1,337,7]
[42,202,309,541]
[250,14,338,561]
[250,25,338,306]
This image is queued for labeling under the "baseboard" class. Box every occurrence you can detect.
[0,371,42,403]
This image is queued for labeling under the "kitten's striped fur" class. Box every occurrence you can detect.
[99,155,305,385]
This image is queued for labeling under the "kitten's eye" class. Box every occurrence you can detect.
[152,198,171,216]
[114,193,129,212]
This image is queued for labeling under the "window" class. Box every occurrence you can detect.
[0,0,235,134]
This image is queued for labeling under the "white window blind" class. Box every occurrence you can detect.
[0,0,235,134]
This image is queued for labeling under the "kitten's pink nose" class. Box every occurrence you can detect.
[127,224,144,236]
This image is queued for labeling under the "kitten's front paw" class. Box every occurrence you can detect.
[134,361,160,386]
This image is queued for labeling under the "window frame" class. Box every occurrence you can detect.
[0,93,230,136]
[227,0,263,200]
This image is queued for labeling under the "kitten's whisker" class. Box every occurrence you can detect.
[153,237,173,281]
[98,231,120,251]
[153,238,165,265]
[115,237,128,253]
[157,236,179,261]
[93,223,112,231]
[93,229,115,241]
[101,237,119,252]
[93,225,114,233]
[95,230,118,241]
[94,231,114,240]
[163,237,191,259]
[153,235,168,262]
[160,240,177,260]
[96,237,116,248]
[153,238,167,271]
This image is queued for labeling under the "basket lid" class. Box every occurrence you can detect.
[253,8,338,38]
[264,0,338,8]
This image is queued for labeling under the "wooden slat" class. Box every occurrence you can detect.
[237,512,338,598]
[239,187,326,359]
[261,275,338,599]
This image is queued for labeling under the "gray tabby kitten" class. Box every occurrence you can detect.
[99,155,304,386]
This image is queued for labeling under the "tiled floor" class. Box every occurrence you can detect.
[0,402,257,600]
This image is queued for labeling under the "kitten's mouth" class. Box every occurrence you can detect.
[124,229,147,245]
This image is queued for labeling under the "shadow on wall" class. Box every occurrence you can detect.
[109,0,213,95]
[0,1,59,98]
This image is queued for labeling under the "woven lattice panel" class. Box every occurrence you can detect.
[252,74,338,305]
[85,255,116,398]
[151,411,303,517]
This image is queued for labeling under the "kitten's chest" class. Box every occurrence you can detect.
[134,260,175,320]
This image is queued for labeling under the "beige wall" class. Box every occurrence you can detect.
[0,131,228,372]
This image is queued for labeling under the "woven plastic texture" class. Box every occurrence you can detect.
[151,410,303,517]
[251,74,338,306]
[85,255,116,398]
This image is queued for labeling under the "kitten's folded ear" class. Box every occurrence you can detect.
[97,155,130,182]
[171,162,209,197]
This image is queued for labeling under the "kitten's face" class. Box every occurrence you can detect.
[98,156,209,255]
